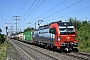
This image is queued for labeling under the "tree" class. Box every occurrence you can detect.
[68,17,74,23]
[82,21,88,25]
[0,28,2,34]
[24,27,34,32]
[68,17,81,29]
[0,34,6,43]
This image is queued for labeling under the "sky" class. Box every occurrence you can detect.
[0,0,90,34]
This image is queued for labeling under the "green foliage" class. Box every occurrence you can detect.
[0,34,6,44]
[0,41,8,60]
[24,27,34,32]
[68,17,90,53]
[0,28,6,44]
[0,28,2,34]
[68,17,81,29]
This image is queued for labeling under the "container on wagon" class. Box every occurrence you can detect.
[24,30,33,43]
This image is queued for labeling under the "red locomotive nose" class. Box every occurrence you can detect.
[67,36,70,39]
[66,36,72,42]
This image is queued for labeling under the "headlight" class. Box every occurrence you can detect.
[73,42,78,47]
[74,42,78,45]
[70,42,74,44]
[58,37,60,41]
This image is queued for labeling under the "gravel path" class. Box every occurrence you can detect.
[6,39,28,60]
[6,43,22,60]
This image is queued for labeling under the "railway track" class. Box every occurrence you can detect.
[69,52,90,60]
[9,39,59,60]
[78,52,90,57]
[8,39,36,60]
[63,52,90,60]
[19,39,90,60]
[9,39,90,60]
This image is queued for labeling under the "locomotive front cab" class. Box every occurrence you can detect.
[49,22,78,51]
[58,22,78,51]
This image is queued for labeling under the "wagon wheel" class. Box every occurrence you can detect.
[44,44,48,49]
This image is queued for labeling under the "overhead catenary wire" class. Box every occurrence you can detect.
[20,0,46,29]
[18,0,38,30]
[18,0,28,15]
[52,6,90,21]
[0,14,6,24]
[16,0,23,15]
[43,0,83,20]
[21,0,83,28]
[24,0,46,21]
[22,0,41,20]
[33,0,67,21]
[21,0,46,23]
[20,0,89,30]
[29,0,46,15]
[22,0,37,18]
[29,0,40,14]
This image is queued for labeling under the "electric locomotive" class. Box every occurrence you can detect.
[33,20,78,51]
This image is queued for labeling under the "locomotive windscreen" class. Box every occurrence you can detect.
[57,22,75,35]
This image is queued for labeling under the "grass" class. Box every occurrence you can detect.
[78,41,90,53]
[0,41,8,60]
[78,46,90,53]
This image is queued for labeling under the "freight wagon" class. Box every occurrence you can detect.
[18,33,24,40]
[33,21,78,51]
[24,30,33,43]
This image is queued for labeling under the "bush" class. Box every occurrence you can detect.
[0,34,6,44]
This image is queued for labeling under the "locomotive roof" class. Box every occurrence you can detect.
[35,21,73,31]
[57,22,73,26]
[38,25,49,30]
